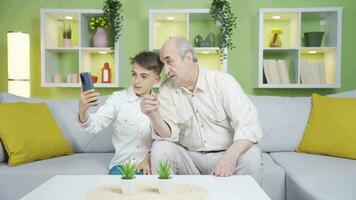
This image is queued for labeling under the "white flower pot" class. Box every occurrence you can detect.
[61,39,72,47]
[158,178,172,194]
[121,178,136,194]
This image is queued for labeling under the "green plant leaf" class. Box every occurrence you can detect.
[157,160,171,179]
[103,0,123,44]
[209,0,237,61]
[121,160,136,179]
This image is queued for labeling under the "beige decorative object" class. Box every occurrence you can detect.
[53,73,61,83]
[86,182,207,200]
[61,39,72,47]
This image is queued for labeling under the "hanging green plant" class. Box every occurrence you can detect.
[209,0,237,59]
[103,0,123,44]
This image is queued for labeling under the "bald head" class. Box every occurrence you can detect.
[161,37,198,63]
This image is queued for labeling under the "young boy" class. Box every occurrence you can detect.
[78,51,163,175]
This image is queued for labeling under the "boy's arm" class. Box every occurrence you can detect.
[78,93,118,134]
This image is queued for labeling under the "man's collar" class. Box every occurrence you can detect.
[176,67,206,94]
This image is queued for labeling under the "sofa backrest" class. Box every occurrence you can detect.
[249,95,311,152]
[250,89,356,153]
[1,90,356,160]
[0,92,115,158]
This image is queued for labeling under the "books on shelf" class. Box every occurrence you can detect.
[263,59,290,84]
[300,60,326,84]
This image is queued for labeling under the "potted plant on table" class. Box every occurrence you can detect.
[61,22,72,47]
[120,160,136,194]
[157,160,172,194]
[89,16,109,47]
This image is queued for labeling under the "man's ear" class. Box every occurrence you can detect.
[184,51,194,64]
[155,75,161,83]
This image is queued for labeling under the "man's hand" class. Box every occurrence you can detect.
[210,150,239,177]
[210,139,253,177]
[136,153,151,175]
[79,89,99,123]
[140,92,159,119]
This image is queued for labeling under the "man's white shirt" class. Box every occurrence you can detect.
[155,67,263,151]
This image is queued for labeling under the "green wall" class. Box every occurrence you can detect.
[1,0,355,99]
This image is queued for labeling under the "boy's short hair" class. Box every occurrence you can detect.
[130,51,164,75]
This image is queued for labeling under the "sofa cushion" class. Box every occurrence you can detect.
[270,152,356,200]
[262,153,285,200]
[249,95,311,152]
[297,94,356,159]
[0,153,113,200]
[0,103,74,166]
[0,92,115,153]
[50,97,115,153]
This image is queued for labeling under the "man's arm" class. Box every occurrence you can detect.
[141,92,171,138]
[141,84,180,141]
[211,74,262,177]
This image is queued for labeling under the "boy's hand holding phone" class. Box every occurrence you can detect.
[79,72,100,123]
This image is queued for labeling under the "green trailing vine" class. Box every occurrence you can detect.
[103,0,123,44]
[209,0,237,59]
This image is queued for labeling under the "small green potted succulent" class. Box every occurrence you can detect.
[120,160,136,194]
[61,22,72,47]
[157,160,172,194]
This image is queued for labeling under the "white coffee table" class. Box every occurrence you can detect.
[20,175,271,200]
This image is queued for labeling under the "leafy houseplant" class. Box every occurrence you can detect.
[120,160,136,194]
[157,160,171,194]
[89,16,109,31]
[209,0,237,59]
[61,22,72,47]
[103,0,123,44]
[90,16,109,47]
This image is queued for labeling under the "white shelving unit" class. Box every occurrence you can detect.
[40,9,119,87]
[258,7,342,88]
[149,9,227,73]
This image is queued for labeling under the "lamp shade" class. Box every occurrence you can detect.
[7,32,30,97]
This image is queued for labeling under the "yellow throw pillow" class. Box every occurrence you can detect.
[0,103,73,166]
[297,94,356,159]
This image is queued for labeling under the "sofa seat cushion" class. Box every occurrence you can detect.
[262,153,286,200]
[0,153,113,174]
[270,152,356,200]
[0,153,114,200]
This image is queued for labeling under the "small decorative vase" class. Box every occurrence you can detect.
[200,40,210,47]
[304,32,324,47]
[62,39,72,47]
[194,34,203,47]
[206,32,216,47]
[269,33,282,48]
[93,27,108,47]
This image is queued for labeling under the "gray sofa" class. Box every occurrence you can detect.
[1,91,356,200]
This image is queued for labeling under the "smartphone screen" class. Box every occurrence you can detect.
[80,72,94,92]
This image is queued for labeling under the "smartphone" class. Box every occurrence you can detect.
[80,72,94,92]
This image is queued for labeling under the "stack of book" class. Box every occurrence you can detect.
[300,60,326,84]
[263,59,290,84]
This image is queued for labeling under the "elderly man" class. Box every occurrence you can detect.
[141,37,263,185]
